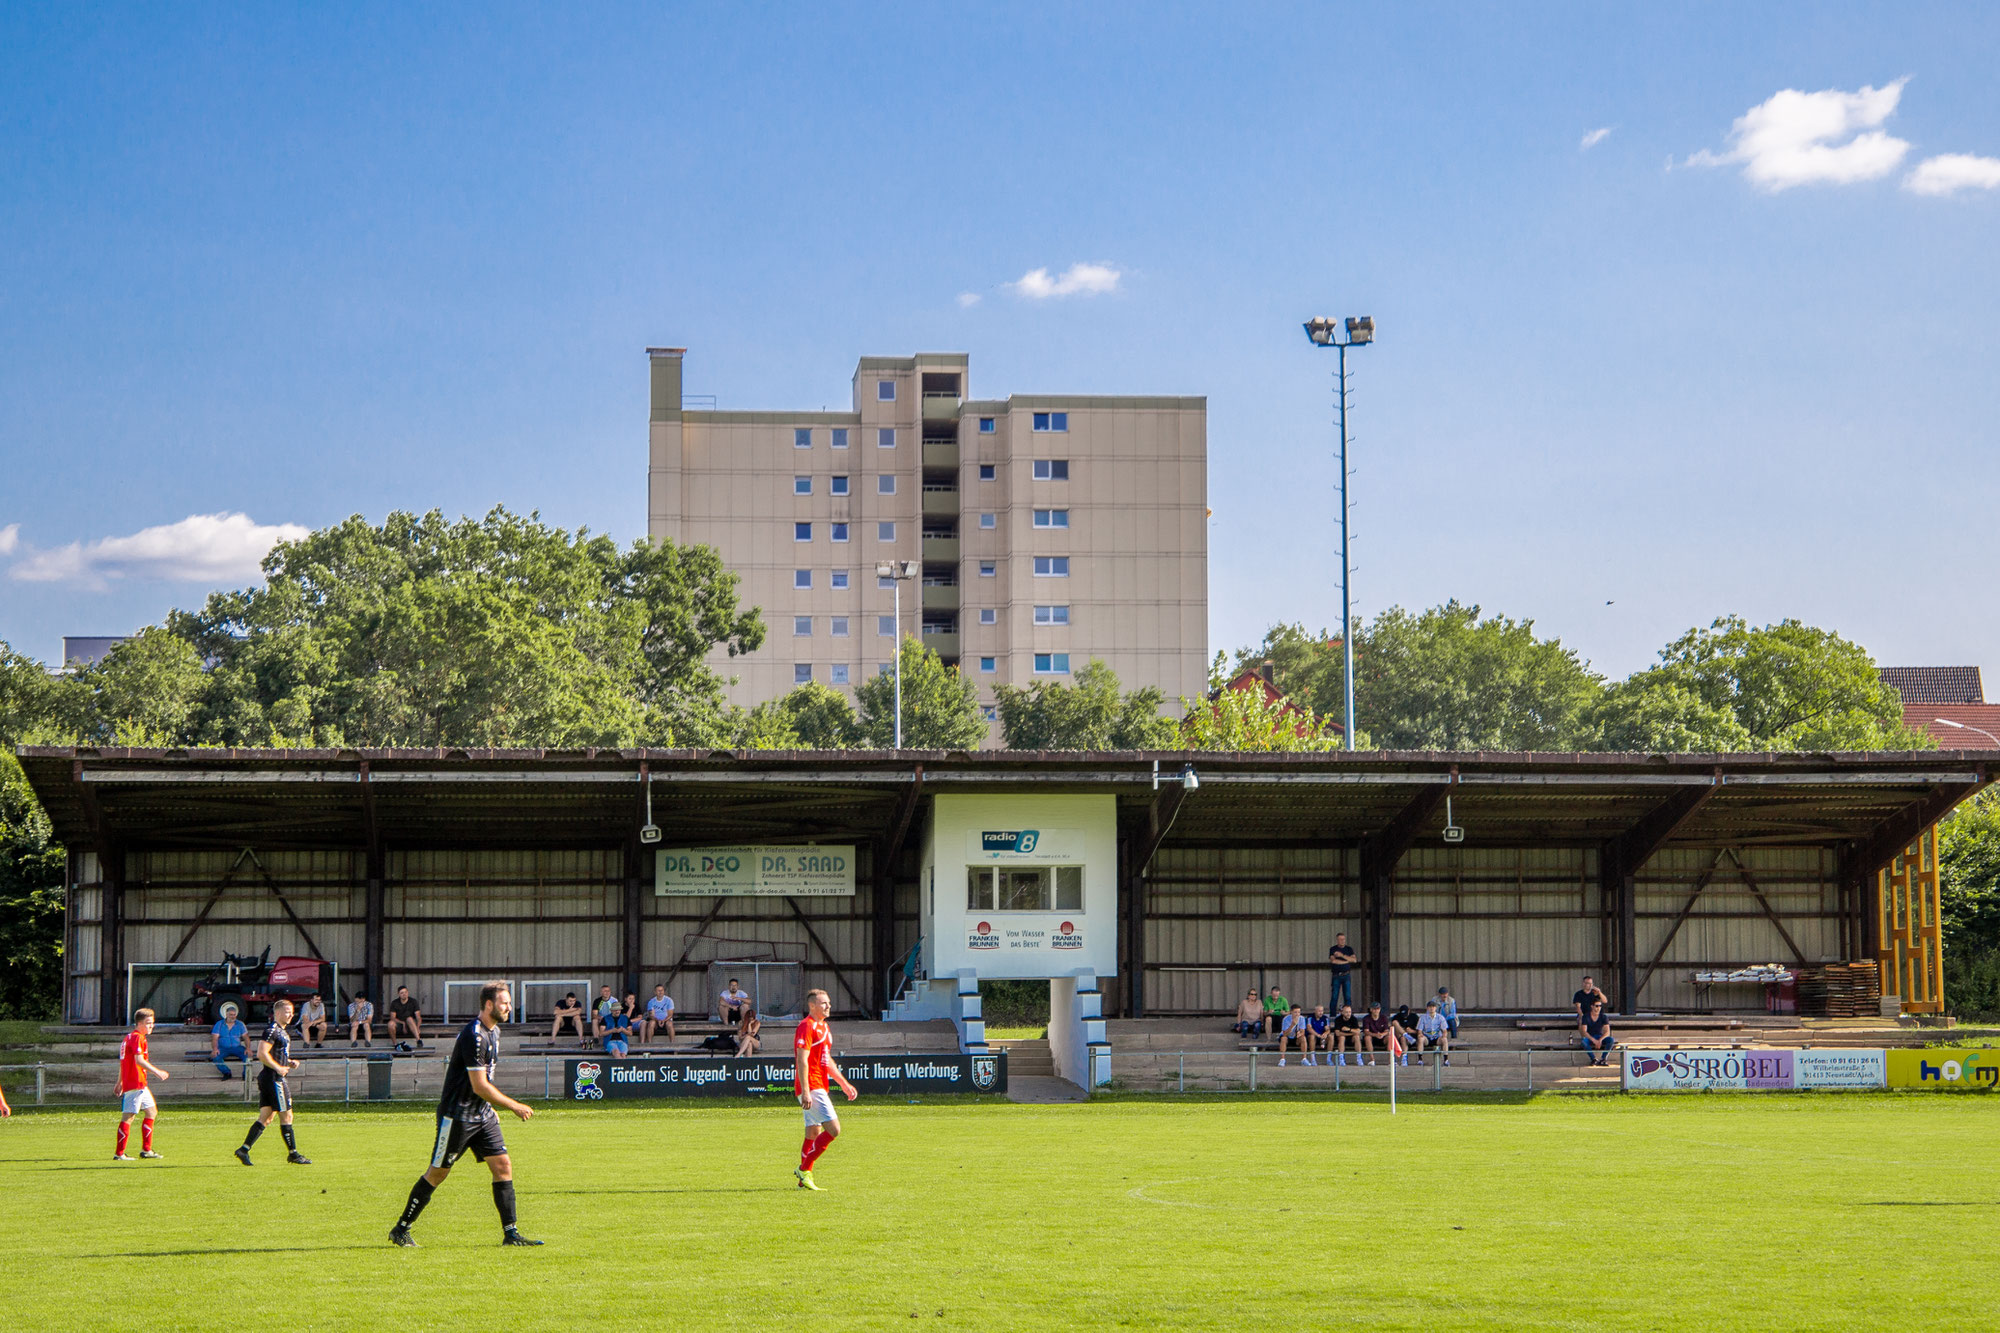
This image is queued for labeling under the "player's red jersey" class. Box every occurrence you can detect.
[119,1032,149,1092]
[793,1016,832,1092]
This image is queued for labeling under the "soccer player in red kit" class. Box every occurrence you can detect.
[116,1008,170,1159]
[792,988,857,1190]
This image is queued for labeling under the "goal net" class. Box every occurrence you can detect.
[519,979,591,1022]
[704,961,805,1022]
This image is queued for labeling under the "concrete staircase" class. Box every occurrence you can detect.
[990,1038,1055,1078]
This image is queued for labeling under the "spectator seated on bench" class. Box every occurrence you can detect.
[551,991,586,1042]
[299,993,329,1048]
[1329,1004,1362,1065]
[1232,988,1265,1037]
[1307,1005,1330,1058]
[735,1009,761,1056]
[1581,1004,1615,1066]
[346,993,374,1048]
[602,1003,635,1057]
[1434,987,1459,1039]
[386,986,425,1048]
[1360,1003,1394,1066]
[1391,1004,1422,1066]
[1260,985,1289,1037]
[210,1006,248,1080]
[590,985,619,1048]
[1413,1001,1451,1067]
[642,985,676,1045]
[1277,1005,1314,1067]
[718,979,752,1027]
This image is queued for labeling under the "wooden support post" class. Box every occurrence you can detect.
[1359,783,1449,1009]
[1601,778,1720,1015]
[874,768,925,1015]
[624,762,651,998]
[1125,836,1147,1019]
[100,847,125,1025]
[363,848,385,1005]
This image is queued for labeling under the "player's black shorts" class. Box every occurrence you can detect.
[257,1069,291,1113]
[429,1111,507,1169]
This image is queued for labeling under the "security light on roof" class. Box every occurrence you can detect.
[1346,316,1375,344]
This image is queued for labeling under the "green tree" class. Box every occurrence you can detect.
[778,681,865,749]
[0,752,65,1020]
[1940,790,2000,1019]
[1590,617,1931,752]
[171,507,762,747]
[0,642,86,744]
[995,660,1177,750]
[83,627,208,744]
[1178,677,1343,751]
[854,639,986,750]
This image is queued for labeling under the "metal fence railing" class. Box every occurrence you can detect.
[1117,1048,1621,1096]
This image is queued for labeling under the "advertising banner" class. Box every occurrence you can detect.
[1623,1049,1794,1091]
[1793,1049,1886,1089]
[1885,1049,2000,1089]
[655,846,855,897]
[563,1053,1006,1101]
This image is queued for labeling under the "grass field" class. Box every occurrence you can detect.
[0,1091,1994,1331]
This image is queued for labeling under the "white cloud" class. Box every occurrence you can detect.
[1904,152,2000,196]
[1687,78,1910,190]
[957,291,982,308]
[1006,262,1122,300]
[1580,127,1612,151]
[6,512,310,590]
[0,524,17,556]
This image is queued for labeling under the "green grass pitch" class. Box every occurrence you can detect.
[0,1092,1993,1331]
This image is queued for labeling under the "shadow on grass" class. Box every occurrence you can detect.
[536,1186,770,1195]
[38,1163,238,1171]
[1857,1200,2000,1207]
[84,1245,383,1259]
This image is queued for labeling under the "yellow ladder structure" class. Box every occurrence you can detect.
[1877,825,1944,1015]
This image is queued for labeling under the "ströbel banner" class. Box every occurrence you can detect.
[564,1053,1006,1100]
[1622,1049,1795,1091]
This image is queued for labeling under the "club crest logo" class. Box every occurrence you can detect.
[971,1054,999,1090]
[573,1061,604,1099]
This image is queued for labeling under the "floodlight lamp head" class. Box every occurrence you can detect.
[1935,717,1966,729]
[1346,316,1375,344]
[1304,317,1337,346]
[639,824,662,845]
[1181,764,1199,792]
[898,560,920,579]
[875,561,895,578]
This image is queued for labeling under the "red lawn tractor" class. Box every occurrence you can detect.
[177,948,338,1027]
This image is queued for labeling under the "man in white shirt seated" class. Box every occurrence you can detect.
[718,979,752,1026]
[641,985,676,1045]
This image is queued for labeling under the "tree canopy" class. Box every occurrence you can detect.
[853,639,987,750]
[994,660,1178,750]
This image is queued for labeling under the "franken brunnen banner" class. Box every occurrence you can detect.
[564,1053,1007,1100]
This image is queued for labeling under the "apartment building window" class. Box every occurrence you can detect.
[830,523,849,543]
[795,428,812,448]
[1032,412,1068,432]
[979,513,995,529]
[794,522,813,541]
[979,561,996,577]
[794,570,812,590]
[793,616,812,636]
[978,464,996,481]
[830,570,849,589]
[877,575,895,589]
[1034,605,1070,625]
[979,417,995,433]
[831,475,849,495]
[832,428,849,449]
[830,664,849,685]
[1034,556,1069,576]
[982,705,999,721]
[831,616,849,637]
[877,380,896,402]
[877,427,896,448]
[795,664,813,684]
[876,616,896,636]
[1033,653,1071,674]
[877,521,896,541]
[979,656,996,673]
[878,475,896,495]
[795,476,812,496]
[1032,459,1069,481]
[979,609,997,625]
[1033,509,1069,528]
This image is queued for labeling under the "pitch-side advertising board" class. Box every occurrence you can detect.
[1622,1049,1891,1091]
[655,846,855,896]
[564,1053,1006,1100]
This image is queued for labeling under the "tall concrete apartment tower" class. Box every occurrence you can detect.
[647,349,1207,734]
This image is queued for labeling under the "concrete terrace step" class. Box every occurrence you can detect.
[988,1038,1056,1076]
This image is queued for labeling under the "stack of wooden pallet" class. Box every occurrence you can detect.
[1795,961,1880,1018]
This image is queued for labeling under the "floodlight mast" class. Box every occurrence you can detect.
[1935,717,2000,747]
[877,560,921,747]
[1302,315,1376,751]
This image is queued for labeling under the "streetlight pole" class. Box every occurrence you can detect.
[1303,316,1374,752]
[877,560,920,748]
[1935,717,2000,747]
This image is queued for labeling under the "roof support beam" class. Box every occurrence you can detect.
[1845,772,1991,886]
[874,766,924,1015]
[1359,782,1450,1007]
[1602,776,1720,1013]
[360,761,384,1000]
[1724,849,1808,968]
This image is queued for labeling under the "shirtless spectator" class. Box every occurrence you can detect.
[550,991,586,1042]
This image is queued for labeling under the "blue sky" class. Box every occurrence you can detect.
[3,4,1997,684]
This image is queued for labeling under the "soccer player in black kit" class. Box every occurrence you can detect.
[389,980,541,1247]
[235,997,309,1165]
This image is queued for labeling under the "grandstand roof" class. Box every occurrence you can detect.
[15,747,1995,869]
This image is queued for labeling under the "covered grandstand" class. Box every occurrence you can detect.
[16,746,1992,1030]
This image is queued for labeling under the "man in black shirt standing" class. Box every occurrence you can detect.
[1328,933,1358,1011]
[235,998,310,1166]
[389,980,541,1248]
